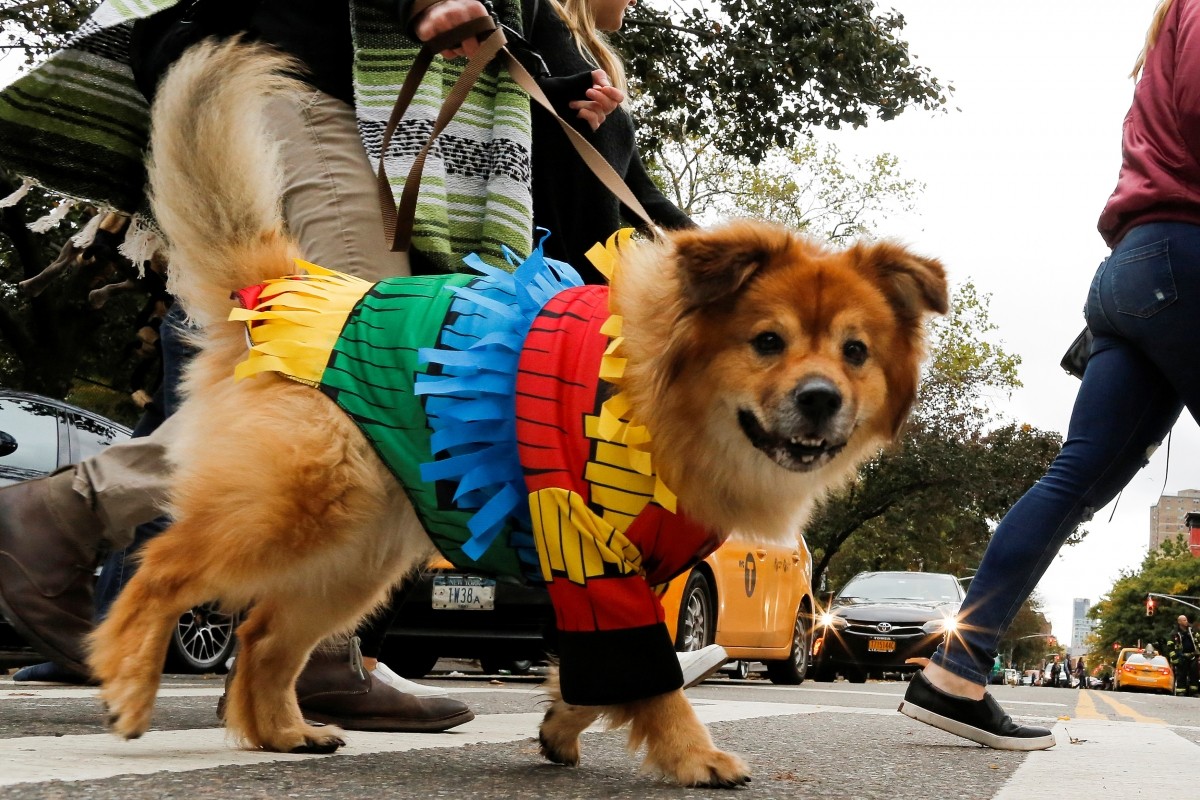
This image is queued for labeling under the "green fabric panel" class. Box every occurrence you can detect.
[318,273,524,577]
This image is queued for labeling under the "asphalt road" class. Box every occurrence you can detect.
[3,662,1199,799]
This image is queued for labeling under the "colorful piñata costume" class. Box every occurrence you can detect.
[233,232,723,705]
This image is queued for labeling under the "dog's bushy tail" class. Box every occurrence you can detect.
[150,38,303,327]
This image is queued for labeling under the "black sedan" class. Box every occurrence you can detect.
[811,570,963,682]
[0,389,236,673]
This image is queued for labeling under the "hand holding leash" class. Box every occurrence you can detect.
[381,4,661,255]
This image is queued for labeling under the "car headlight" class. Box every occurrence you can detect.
[818,612,847,629]
[921,616,958,635]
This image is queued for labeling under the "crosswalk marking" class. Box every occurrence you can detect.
[0,685,541,702]
[0,698,876,787]
[3,689,1195,791]
[995,720,1196,800]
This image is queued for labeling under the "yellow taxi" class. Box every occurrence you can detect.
[659,534,816,683]
[384,533,816,683]
[1113,647,1174,694]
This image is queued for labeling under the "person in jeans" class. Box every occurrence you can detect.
[899,0,1200,749]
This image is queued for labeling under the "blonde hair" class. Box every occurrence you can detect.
[547,0,628,94]
[1132,0,1177,78]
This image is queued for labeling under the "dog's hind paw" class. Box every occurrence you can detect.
[538,729,580,766]
[659,749,752,789]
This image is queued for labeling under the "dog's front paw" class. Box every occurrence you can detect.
[288,731,346,754]
[655,748,751,789]
[262,723,346,754]
[99,684,155,740]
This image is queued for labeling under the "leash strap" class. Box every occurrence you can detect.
[377,16,661,254]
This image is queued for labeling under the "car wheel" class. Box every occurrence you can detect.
[766,605,811,685]
[674,571,715,652]
[166,602,238,674]
[480,657,534,675]
[726,660,749,680]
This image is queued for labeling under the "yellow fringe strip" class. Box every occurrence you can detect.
[230,259,372,386]
[587,231,678,514]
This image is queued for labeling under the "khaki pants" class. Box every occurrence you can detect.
[78,89,411,545]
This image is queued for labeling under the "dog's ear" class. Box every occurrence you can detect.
[856,242,949,323]
[670,224,779,309]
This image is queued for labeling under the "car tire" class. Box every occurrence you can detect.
[765,605,811,685]
[166,602,238,674]
[674,571,715,652]
[480,657,534,675]
[844,666,868,684]
[812,659,836,682]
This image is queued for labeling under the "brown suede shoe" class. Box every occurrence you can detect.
[296,639,474,732]
[218,638,475,733]
[0,469,104,675]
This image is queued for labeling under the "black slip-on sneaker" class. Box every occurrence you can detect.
[898,670,1056,751]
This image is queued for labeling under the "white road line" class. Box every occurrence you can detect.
[7,696,1193,790]
[0,699,871,787]
[995,720,1199,800]
[0,685,541,701]
[764,685,1069,708]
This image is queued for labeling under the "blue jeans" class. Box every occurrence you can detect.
[933,221,1200,685]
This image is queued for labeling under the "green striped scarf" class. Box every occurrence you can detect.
[0,0,533,271]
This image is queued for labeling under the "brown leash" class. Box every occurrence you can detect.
[377,12,661,255]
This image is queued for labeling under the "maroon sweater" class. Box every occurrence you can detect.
[1099,0,1200,246]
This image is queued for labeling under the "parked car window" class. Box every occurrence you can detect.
[66,411,123,461]
[0,397,59,474]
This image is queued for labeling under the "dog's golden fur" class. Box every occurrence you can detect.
[88,40,948,785]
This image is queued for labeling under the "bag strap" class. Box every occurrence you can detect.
[377,15,660,254]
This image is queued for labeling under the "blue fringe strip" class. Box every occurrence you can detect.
[415,231,583,580]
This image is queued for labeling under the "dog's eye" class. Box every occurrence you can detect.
[751,331,785,356]
[843,340,868,366]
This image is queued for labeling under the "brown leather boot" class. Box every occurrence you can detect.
[0,469,105,675]
[295,638,474,732]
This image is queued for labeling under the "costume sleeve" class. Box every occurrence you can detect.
[528,485,685,706]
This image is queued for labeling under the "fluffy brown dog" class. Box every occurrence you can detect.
[89,41,947,787]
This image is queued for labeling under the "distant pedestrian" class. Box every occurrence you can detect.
[1167,615,1199,697]
[1074,657,1086,690]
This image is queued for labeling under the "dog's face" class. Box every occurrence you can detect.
[613,220,947,534]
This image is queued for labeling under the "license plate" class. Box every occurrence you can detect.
[867,638,895,653]
[432,574,496,610]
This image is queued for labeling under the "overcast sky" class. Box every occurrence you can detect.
[822,0,1176,642]
[0,1,1180,643]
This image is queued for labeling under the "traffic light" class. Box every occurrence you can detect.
[1146,595,1156,616]
[1047,636,1056,647]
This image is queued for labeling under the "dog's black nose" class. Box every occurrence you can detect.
[793,379,842,425]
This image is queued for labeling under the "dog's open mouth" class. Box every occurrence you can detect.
[737,409,846,472]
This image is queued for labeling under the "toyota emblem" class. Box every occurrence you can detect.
[876,622,893,633]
